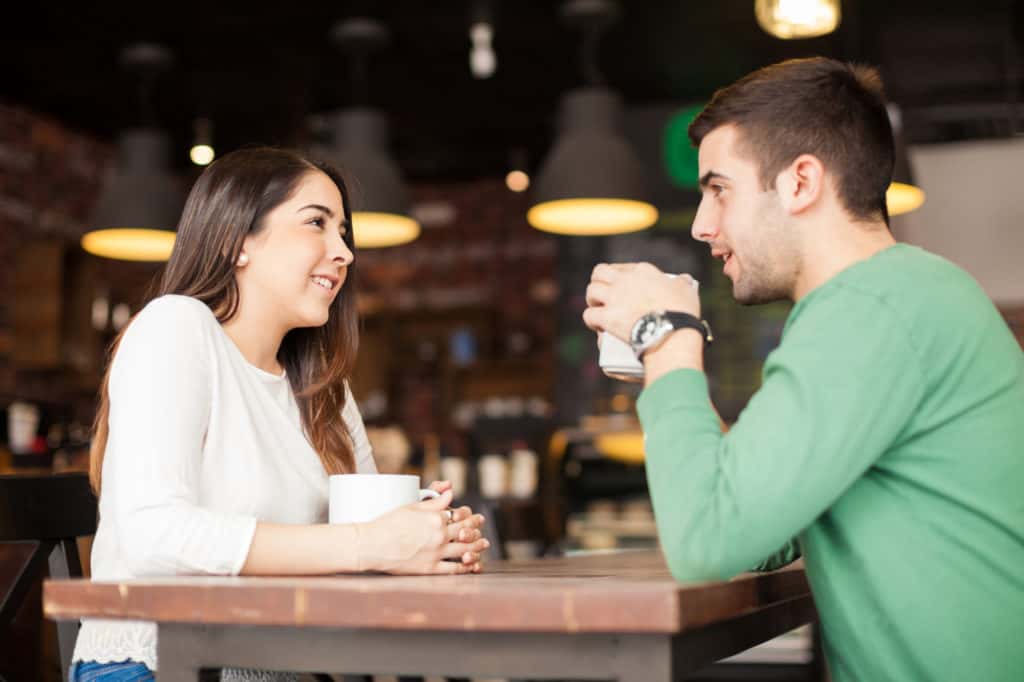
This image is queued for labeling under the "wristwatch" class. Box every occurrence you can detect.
[629,311,713,360]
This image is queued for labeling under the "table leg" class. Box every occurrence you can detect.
[156,624,205,681]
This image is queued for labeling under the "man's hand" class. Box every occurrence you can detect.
[583,262,701,342]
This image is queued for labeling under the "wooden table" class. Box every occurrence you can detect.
[44,551,815,681]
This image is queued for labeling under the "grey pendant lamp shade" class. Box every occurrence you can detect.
[81,44,184,262]
[320,108,420,248]
[83,128,183,261]
[321,17,420,249]
[528,87,657,235]
[527,0,658,236]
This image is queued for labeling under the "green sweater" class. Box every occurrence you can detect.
[636,244,1024,681]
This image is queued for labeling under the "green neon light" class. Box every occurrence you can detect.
[663,103,705,189]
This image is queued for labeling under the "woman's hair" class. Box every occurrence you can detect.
[89,147,360,493]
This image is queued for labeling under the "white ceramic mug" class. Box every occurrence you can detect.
[439,457,468,498]
[508,448,539,499]
[7,401,40,454]
[598,275,700,380]
[329,474,439,524]
[478,453,509,499]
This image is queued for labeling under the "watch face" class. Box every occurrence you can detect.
[631,312,671,355]
[636,314,662,345]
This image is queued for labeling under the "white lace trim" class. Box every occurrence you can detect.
[72,619,299,681]
[72,618,158,671]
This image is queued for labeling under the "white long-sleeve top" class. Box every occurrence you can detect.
[72,294,376,670]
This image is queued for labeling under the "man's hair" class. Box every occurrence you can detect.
[689,57,894,223]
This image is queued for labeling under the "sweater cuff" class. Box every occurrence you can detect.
[228,516,259,576]
[637,368,713,431]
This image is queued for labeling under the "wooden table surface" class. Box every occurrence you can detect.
[45,550,809,634]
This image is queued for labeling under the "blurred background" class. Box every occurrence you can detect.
[2,1,1023,680]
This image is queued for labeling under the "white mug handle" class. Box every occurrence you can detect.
[419,489,440,501]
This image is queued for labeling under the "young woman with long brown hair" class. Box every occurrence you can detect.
[71,148,487,681]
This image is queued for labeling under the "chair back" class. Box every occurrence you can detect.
[0,473,97,680]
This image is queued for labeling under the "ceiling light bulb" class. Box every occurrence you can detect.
[190,144,215,166]
[506,170,530,192]
[469,22,496,79]
[755,0,840,39]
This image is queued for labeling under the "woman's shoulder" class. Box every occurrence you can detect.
[132,295,217,331]
[121,295,219,350]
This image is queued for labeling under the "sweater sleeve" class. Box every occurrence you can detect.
[636,288,925,582]
[104,296,258,577]
[750,538,802,572]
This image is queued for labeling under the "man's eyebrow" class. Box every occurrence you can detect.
[297,203,335,218]
[698,171,731,189]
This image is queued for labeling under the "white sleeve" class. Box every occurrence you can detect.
[104,296,258,577]
[343,382,377,474]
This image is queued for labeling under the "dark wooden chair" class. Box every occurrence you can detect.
[0,472,98,681]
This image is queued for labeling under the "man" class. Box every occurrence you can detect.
[583,58,1024,681]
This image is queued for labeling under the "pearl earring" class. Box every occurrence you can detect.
[236,252,249,267]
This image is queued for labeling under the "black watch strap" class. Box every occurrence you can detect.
[664,311,713,347]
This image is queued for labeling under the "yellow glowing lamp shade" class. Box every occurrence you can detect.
[81,228,177,262]
[755,0,840,39]
[595,431,646,465]
[527,198,659,236]
[352,212,421,248]
[886,182,925,216]
[189,144,215,166]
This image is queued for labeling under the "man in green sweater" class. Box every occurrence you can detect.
[583,57,1024,681]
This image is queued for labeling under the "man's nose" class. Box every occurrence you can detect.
[691,199,717,243]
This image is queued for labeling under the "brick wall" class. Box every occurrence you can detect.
[0,102,111,402]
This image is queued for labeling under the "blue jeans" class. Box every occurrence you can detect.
[69,661,154,682]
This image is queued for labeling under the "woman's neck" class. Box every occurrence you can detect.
[221,305,287,375]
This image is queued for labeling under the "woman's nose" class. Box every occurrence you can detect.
[331,232,355,266]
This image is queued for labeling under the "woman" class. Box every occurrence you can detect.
[71,148,488,681]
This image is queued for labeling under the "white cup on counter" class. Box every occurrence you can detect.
[8,401,40,454]
[329,474,439,524]
[439,456,468,498]
[478,453,508,499]
[508,448,539,499]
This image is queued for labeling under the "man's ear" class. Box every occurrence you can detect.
[776,154,825,215]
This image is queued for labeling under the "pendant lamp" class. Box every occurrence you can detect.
[528,0,658,236]
[81,44,184,262]
[755,0,841,40]
[886,104,925,216]
[320,18,419,249]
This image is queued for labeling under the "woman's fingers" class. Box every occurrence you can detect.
[432,559,475,575]
[446,514,485,542]
[449,505,475,523]
[454,527,482,543]
[428,480,452,495]
[441,538,490,562]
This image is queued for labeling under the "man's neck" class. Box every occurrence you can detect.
[792,215,896,302]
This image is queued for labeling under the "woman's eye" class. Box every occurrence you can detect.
[309,217,325,228]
